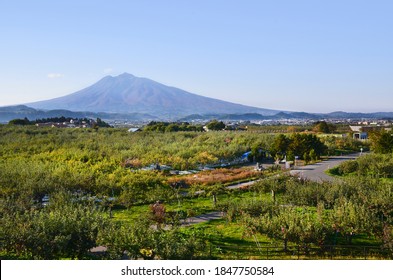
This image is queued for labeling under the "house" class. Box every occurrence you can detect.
[349,125,386,140]
[350,126,369,140]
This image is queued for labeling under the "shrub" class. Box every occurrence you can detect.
[338,160,358,175]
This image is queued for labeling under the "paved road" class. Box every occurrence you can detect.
[289,153,361,182]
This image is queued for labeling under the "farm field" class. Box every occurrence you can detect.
[0,125,392,260]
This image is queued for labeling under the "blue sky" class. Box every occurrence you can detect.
[0,0,392,113]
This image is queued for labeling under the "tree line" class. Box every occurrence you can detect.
[8,117,111,127]
[270,133,327,161]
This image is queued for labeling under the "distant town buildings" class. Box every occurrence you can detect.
[35,119,96,128]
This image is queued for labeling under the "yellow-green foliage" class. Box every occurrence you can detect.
[0,126,274,202]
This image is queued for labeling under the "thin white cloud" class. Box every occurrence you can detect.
[47,73,64,79]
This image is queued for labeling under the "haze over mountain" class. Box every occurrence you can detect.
[0,105,157,123]
[26,73,279,119]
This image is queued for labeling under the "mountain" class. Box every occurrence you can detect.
[26,73,279,119]
[3,73,392,122]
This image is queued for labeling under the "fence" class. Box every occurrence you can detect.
[203,244,393,260]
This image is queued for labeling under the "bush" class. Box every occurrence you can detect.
[338,160,358,175]
[329,166,342,176]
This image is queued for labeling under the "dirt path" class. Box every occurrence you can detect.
[181,211,224,226]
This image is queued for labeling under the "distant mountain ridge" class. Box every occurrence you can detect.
[1,105,392,123]
[0,105,157,123]
[324,111,393,119]
[178,111,393,122]
[26,73,279,119]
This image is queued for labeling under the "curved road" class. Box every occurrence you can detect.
[289,153,361,182]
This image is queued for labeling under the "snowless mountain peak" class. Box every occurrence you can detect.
[26,73,279,118]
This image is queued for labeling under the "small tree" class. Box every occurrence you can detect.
[370,130,393,154]
[208,183,227,207]
[309,149,317,161]
[312,121,331,133]
[303,152,310,165]
[192,183,226,207]
[206,120,225,131]
[150,201,166,227]
[330,198,372,245]
[271,134,291,160]
[8,117,31,125]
